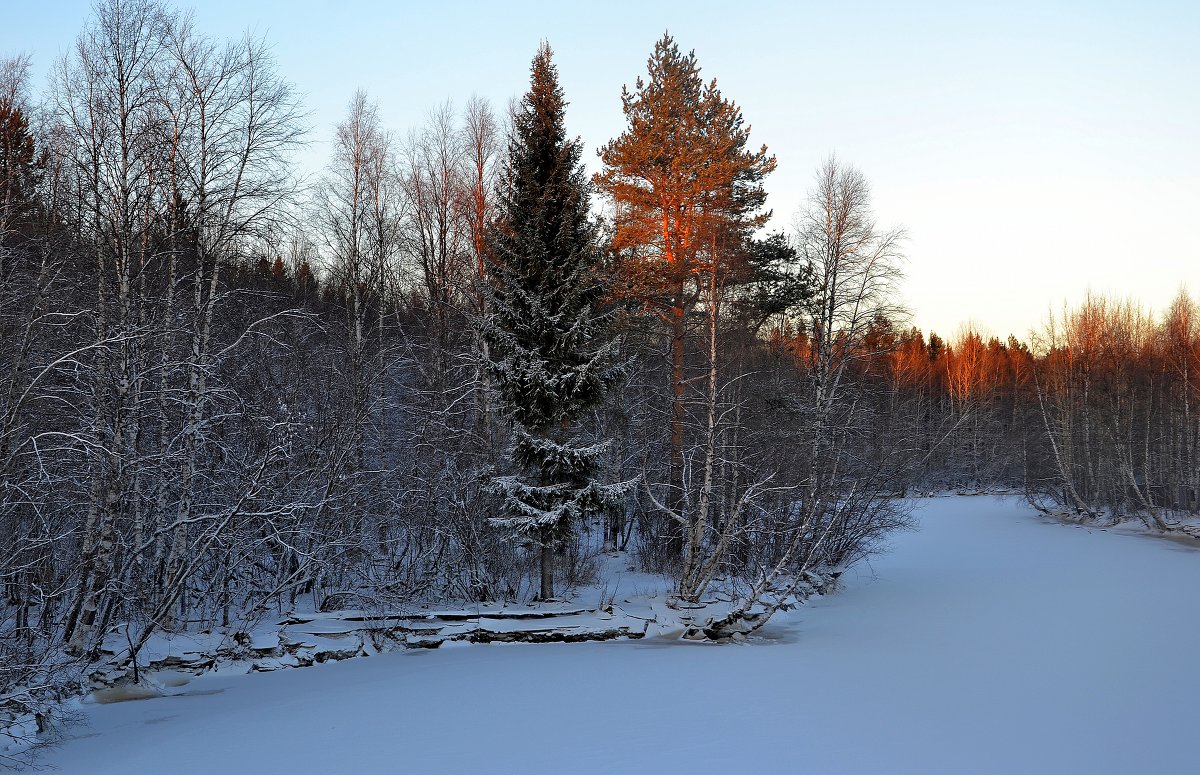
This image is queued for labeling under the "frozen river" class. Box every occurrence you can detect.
[42,497,1200,773]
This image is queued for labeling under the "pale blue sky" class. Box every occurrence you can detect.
[6,0,1198,339]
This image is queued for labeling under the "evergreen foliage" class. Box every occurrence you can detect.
[594,32,779,558]
[484,43,623,598]
[0,99,44,229]
[595,32,777,306]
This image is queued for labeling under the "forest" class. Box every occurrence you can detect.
[2,0,1197,755]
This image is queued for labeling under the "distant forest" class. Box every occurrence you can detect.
[2,0,1197,742]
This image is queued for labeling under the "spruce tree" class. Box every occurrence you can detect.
[484,43,620,600]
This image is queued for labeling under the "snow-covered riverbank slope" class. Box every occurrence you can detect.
[41,496,1200,774]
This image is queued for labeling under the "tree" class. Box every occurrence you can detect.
[457,95,502,432]
[459,96,501,290]
[318,90,392,473]
[53,0,173,656]
[1162,290,1199,513]
[703,157,912,637]
[595,33,775,555]
[402,101,469,385]
[0,94,43,233]
[154,15,305,634]
[49,0,304,656]
[484,43,621,600]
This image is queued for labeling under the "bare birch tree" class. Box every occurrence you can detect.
[702,157,913,637]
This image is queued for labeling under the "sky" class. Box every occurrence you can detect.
[5,0,1198,340]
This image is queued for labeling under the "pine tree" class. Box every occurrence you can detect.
[0,98,43,232]
[595,33,776,560]
[484,43,622,600]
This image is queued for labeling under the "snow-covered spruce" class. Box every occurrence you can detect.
[482,43,629,600]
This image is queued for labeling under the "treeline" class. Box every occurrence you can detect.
[0,0,1195,754]
[807,294,1198,520]
[1030,295,1197,520]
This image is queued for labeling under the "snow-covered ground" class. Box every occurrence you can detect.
[39,497,1200,774]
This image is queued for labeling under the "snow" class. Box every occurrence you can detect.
[38,496,1200,774]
